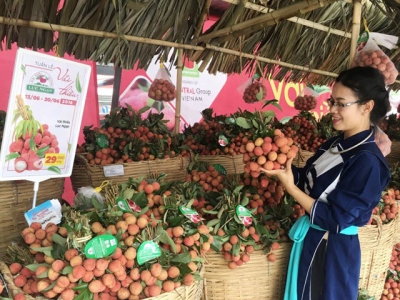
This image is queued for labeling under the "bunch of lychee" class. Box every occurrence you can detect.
[281,116,325,152]
[294,95,317,111]
[148,78,176,102]
[241,175,286,208]
[243,82,267,103]
[243,129,299,178]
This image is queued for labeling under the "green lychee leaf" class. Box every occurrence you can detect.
[256,89,264,101]
[42,280,56,292]
[47,166,61,174]
[61,265,73,275]
[5,153,20,162]
[25,263,49,272]
[75,73,82,93]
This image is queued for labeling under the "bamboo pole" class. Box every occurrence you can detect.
[349,0,362,67]
[215,0,338,43]
[222,0,352,38]
[193,0,338,43]
[174,48,183,134]
[0,16,398,84]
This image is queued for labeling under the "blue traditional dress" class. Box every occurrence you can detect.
[290,129,390,300]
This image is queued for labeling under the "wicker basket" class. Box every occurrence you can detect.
[386,141,400,165]
[70,154,189,193]
[203,243,292,300]
[395,204,400,244]
[358,215,397,299]
[197,154,245,175]
[0,178,64,256]
[293,149,314,168]
[147,266,204,300]
[0,261,203,300]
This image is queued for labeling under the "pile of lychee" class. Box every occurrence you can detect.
[10,214,206,299]
[76,125,178,165]
[185,165,226,193]
[368,188,399,225]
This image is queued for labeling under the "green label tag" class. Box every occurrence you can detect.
[253,73,261,79]
[357,31,369,51]
[85,234,118,259]
[117,198,142,213]
[96,134,110,148]
[137,241,162,265]
[179,206,201,223]
[236,205,253,226]
[218,134,229,147]
[116,198,132,213]
[357,31,369,43]
[213,164,227,175]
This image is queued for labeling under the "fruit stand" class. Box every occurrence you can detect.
[0,1,399,300]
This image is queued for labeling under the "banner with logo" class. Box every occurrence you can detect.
[117,59,332,132]
[0,48,91,180]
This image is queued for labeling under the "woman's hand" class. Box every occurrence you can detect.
[260,157,296,193]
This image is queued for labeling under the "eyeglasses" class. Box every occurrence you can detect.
[326,98,362,109]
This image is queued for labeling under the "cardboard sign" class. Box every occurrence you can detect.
[0,48,91,180]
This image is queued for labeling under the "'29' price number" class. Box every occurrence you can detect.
[44,153,65,166]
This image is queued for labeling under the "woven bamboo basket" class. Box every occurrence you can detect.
[358,215,397,299]
[70,154,189,193]
[0,178,64,256]
[386,141,400,165]
[0,261,203,300]
[293,149,314,168]
[197,154,245,175]
[396,202,400,244]
[203,243,292,300]
[147,266,204,300]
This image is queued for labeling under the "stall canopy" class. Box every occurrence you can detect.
[0,0,399,89]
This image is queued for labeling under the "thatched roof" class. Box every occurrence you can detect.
[0,0,399,89]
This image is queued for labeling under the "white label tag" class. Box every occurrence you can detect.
[24,199,62,228]
[103,165,124,177]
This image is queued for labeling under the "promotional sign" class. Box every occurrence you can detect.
[0,48,91,181]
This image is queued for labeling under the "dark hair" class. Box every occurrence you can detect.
[335,66,390,125]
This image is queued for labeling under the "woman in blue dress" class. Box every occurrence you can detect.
[261,66,391,300]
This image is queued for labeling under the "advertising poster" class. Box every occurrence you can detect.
[0,48,91,180]
[117,59,333,132]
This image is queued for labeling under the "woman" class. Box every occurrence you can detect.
[261,66,391,300]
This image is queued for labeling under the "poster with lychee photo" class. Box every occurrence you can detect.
[0,48,91,180]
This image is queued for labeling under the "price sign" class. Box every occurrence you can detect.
[0,48,91,180]
[44,153,66,166]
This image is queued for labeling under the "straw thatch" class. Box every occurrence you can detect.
[0,0,398,88]
[192,0,400,89]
